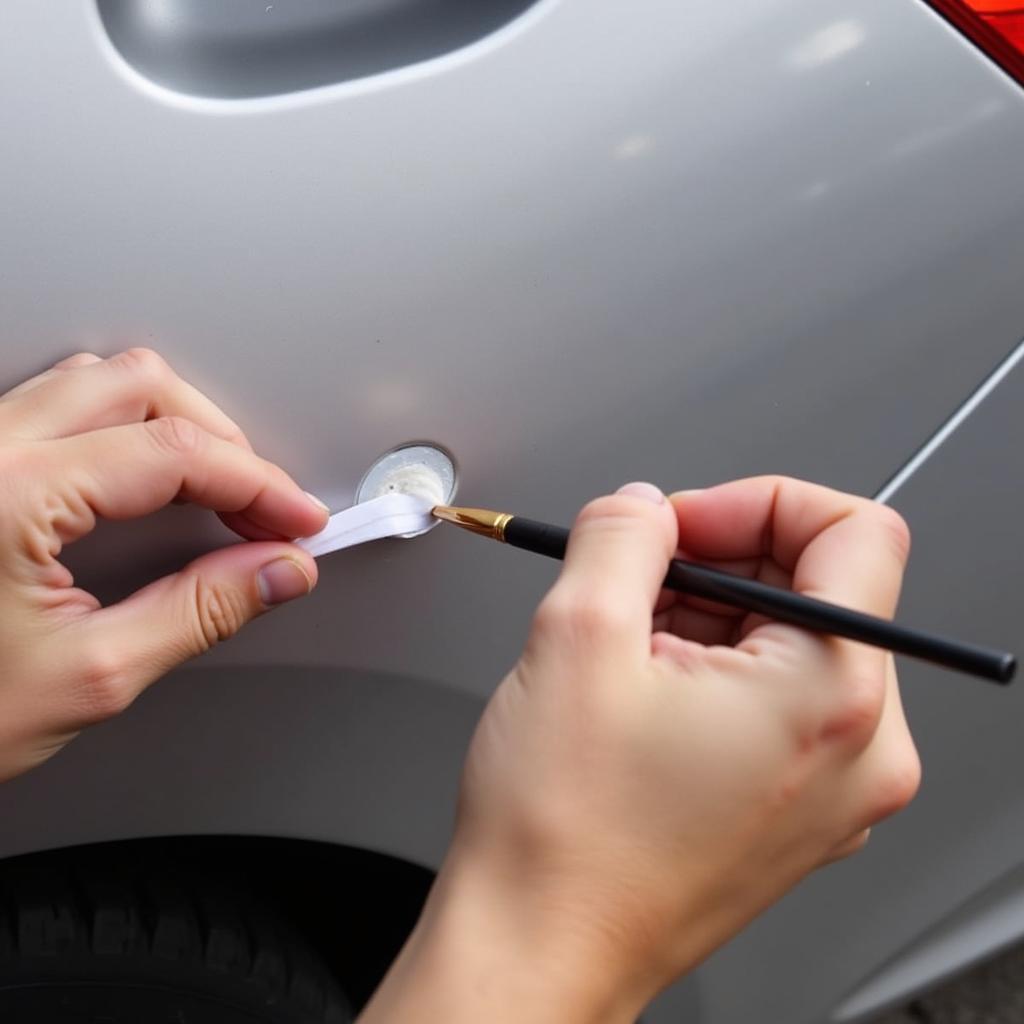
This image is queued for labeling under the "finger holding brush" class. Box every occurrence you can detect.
[360,478,922,1024]
[433,484,1014,682]
[660,476,914,655]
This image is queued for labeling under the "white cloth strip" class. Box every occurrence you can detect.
[296,493,435,557]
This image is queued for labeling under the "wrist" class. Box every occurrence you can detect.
[361,841,659,1024]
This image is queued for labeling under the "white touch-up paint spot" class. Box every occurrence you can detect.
[355,444,456,536]
[297,444,457,557]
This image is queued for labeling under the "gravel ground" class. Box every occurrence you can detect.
[870,943,1024,1024]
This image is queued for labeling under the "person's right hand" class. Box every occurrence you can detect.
[361,476,921,1024]
[0,349,327,782]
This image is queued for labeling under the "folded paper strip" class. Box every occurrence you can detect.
[296,493,435,558]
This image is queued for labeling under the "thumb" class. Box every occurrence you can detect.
[64,542,317,717]
[532,483,678,661]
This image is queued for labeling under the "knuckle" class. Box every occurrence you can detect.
[823,672,884,745]
[572,595,633,641]
[74,644,131,722]
[147,415,205,458]
[192,576,250,650]
[869,747,922,820]
[872,505,912,564]
[535,589,632,646]
[223,422,251,450]
[55,351,101,370]
[531,591,576,642]
[116,346,169,379]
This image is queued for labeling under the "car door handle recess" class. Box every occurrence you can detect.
[97,0,542,99]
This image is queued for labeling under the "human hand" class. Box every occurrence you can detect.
[0,349,327,781]
[361,477,920,1023]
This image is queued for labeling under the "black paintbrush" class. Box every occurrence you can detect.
[431,505,1016,685]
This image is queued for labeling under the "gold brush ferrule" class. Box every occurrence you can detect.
[431,505,513,542]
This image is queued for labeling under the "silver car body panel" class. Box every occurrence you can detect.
[1,1,1023,1021]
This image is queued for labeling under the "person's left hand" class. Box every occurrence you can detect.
[0,349,328,781]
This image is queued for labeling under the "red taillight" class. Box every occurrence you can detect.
[926,1,1024,85]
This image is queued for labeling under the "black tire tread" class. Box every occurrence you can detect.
[0,860,350,1023]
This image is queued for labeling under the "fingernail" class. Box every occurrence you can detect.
[672,488,705,499]
[305,491,330,513]
[616,481,664,505]
[258,558,313,606]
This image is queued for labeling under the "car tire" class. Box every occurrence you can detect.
[871,940,1024,1024]
[0,858,351,1023]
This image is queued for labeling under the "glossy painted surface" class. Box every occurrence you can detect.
[835,350,1024,1022]
[1,0,1023,1020]
[653,349,1024,1024]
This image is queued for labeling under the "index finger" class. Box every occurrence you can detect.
[530,483,678,663]
[0,349,253,450]
[669,477,911,622]
[43,417,327,546]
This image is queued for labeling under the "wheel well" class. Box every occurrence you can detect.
[0,835,434,1013]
